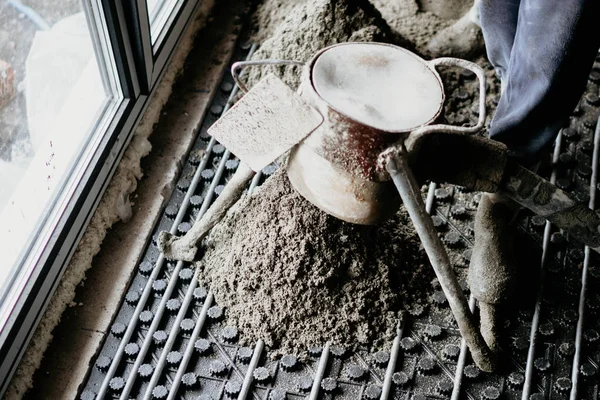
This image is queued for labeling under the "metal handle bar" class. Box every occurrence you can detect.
[405,58,487,149]
[430,57,486,128]
[377,57,487,170]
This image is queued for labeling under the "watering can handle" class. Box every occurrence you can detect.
[231,60,305,94]
[377,57,486,171]
[377,57,487,171]
[404,58,487,150]
[426,57,487,133]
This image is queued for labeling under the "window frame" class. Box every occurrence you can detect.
[0,0,203,395]
[124,0,201,93]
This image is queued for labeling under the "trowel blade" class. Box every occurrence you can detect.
[500,160,600,251]
[208,74,324,172]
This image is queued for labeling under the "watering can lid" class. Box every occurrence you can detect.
[311,43,444,133]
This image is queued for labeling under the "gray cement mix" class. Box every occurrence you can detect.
[418,0,473,20]
[249,0,453,59]
[246,0,399,90]
[371,0,452,56]
[196,170,433,358]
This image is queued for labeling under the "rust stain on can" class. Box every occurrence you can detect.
[318,109,400,181]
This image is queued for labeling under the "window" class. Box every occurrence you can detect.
[148,0,179,43]
[0,0,120,312]
[0,0,202,395]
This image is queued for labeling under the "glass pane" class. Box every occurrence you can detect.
[148,0,179,44]
[0,0,120,320]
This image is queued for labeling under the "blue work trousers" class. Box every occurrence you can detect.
[479,0,600,165]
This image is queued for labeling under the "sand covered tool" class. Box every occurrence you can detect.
[157,69,323,261]
[158,42,600,372]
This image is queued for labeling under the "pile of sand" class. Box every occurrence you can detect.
[245,0,403,90]
[196,171,432,356]
[371,0,452,55]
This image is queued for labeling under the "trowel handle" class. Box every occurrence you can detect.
[231,60,304,93]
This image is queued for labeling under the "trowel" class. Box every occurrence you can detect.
[158,42,600,372]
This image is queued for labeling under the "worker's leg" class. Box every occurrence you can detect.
[478,0,520,85]
[472,0,600,352]
[487,0,600,164]
[469,0,521,352]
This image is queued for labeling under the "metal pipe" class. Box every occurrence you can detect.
[521,131,563,400]
[380,320,405,400]
[521,223,552,399]
[96,134,217,399]
[570,116,600,400]
[143,277,199,399]
[308,343,330,400]
[387,154,496,372]
[166,293,213,400]
[425,182,437,214]
[98,45,257,400]
[121,261,185,399]
[248,171,263,194]
[136,148,234,399]
[238,340,265,400]
[571,246,592,400]
[167,163,262,400]
[450,295,476,400]
[378,183,433,400]
[124,132,237,400]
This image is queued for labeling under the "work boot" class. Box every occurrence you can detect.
[426,2,484,60]
[469,192,520,353]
